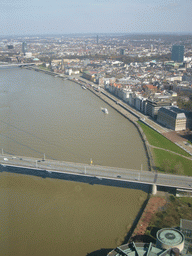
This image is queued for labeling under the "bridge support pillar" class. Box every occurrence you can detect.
[152,184,157,195]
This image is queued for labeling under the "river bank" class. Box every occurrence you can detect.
[3,66,148,169]
[24,65,192,175]
[20,66,192,251]
[130,195,167,241]
[24,65,153,172]
[85,86,153,172]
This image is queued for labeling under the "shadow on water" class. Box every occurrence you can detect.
[85,197,152,256]
[1,165,176,256]
[86,248,113,256]
[121,194,150,244]
[0,164,152,256]
[0,165,151,193]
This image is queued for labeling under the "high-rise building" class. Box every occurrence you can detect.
[120,49,125,55]
[61,59,64,71]
[96,35,99,44]
[171,45,184,62]
[22,41,27,55]
[7,45,14,49]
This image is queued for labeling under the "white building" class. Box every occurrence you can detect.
[65,69,72,75]
[25,52,32,58]
[157,106,187,131]
[122,88,132,103]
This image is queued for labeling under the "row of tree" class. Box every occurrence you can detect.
[177,93,192,111]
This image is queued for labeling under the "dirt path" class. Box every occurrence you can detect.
[148,143,192,160]
[131,196,167,238]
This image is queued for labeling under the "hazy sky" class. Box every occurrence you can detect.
[1,0,192,36]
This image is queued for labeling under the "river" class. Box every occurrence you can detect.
[0,67,148,256]
[0,67,148,170]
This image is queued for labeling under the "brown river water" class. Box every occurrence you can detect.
[0,67,149,256]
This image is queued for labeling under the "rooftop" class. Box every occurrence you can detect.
[159,106,187,120]
[107,242,179,256]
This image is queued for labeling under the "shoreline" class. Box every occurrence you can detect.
[130,195,167,241]
[86,86,153,172]
[19,65,192,247]
[7,66,179,248]
[24,65,153,172]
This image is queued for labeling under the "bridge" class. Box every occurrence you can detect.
[0,153,192,194]
[0,63,38,68]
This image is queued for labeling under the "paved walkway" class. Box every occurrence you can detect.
[162,131,192,155]
[98,88,192,156]
[148,144,192,160]
[25,69,192,157]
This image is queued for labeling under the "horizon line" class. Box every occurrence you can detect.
[1,32,192,38]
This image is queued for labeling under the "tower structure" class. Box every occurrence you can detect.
[97,35,99,44]
[61,59,64,71]
[120,49,125,55]
[171,45,184,62]
[22,41,27,56]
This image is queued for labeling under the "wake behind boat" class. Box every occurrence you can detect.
[101,108,109,114]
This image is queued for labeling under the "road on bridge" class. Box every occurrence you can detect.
[0,154,192,190]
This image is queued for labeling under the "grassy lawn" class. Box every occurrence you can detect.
[37,65,50,71]
[179,197,192,205]
[137,121,192,175]
[146,195,192,240]
[152,148,192,176]
[138,121,190,157]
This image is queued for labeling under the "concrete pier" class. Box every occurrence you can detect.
[152,184,157,195]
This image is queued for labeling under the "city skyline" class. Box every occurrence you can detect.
[1,0,192,36]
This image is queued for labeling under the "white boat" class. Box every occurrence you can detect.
[101,108,109,114]
[82,85,86,90]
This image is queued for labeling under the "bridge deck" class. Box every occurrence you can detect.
[0,154,192,191]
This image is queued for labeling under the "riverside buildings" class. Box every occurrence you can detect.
[157,107,187,131]
[1,34,192,131]
[104,82,192,131]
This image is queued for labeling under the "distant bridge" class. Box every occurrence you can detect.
[0,63,38,68]
[0,154,192,193]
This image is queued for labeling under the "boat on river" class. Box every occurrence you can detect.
[101,108,109,114]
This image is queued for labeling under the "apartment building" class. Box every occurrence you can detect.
[146,97,172,119]
[157,106,187,131]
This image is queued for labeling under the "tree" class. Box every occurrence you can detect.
[173,162,184,175]
[161,159,172,173]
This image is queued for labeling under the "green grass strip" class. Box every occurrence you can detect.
[138,121,190,157]
[152,148,192,176]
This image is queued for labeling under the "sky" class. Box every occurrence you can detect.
[1,0,192,36]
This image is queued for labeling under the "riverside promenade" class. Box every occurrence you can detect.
[88,86,192,156]
[25,66,192,160]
